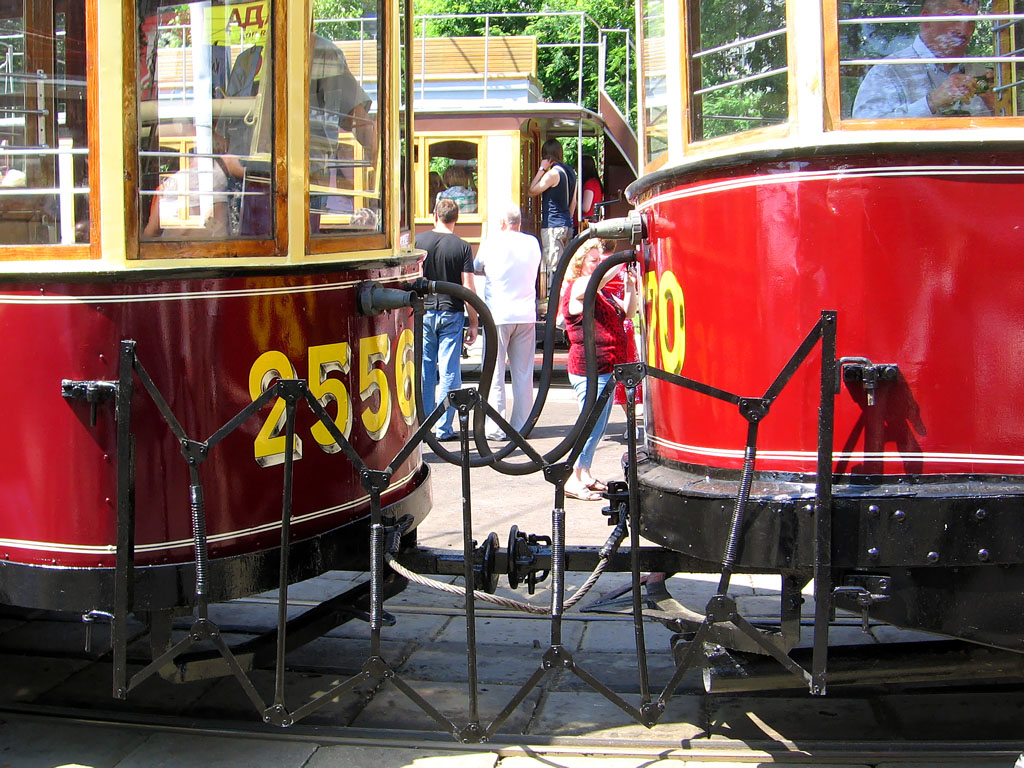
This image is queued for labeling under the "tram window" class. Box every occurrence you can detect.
[309,8,382,236]
[428,140,479,216]
[687,0,789,141]
[641,0,669,165]
[136,0,274,242]
[0,1,89,247]
[839,0,1023,119]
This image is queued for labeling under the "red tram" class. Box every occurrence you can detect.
[629,0,1024,672]
[0,0,427,615]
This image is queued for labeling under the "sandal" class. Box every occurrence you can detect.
[586,479,608,492]
[564,486,602,502]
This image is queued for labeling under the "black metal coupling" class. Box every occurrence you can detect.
[839,357,899,406]
[506,525,552,594]
[473,531,501,594]
[588,210,647,244]
[602,481,630,526]
[356,280,417,316]
[402,277,433,297]
[61,378,118,426]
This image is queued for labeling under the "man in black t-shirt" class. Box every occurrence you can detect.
[420,198,478,441]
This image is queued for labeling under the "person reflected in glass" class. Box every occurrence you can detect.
[308,34,377,231]
[853,0,994,118]
[143,152,231,239]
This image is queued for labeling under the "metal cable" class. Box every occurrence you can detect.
[385,551,613,615]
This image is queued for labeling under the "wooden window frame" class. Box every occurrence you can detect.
[682,0,793,152]
[414,134,485,224]
[125,0,288,260]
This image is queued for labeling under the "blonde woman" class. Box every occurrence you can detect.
[559,238,637,500]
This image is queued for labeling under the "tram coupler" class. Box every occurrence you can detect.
[506,525,551,594]
[603,481,630,526]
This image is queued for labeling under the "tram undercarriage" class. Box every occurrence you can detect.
[7,219,1023,740]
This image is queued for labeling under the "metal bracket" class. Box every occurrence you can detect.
[359,468,392,494]
[542,462,573,486]
[82,610,114,654]
[180,439,209,467]
[839,357,899,406]
[833,584,891,631]
[447,387,480,411]
[738,397,770,423]
[613,362,647,390]
[61,379,118,426]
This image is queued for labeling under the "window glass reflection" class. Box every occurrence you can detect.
[137,0,274,242]
[428,140,478,215]
[689,0,788,141]
[839,0,1023,118]
[641,0,668,165]
[310,5,381,235]
[0,1,89,246]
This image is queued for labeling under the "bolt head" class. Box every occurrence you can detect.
[978,548,991,562]
[892,509,906,521]
[927,551,940,564]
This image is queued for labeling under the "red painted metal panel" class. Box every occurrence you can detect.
[637,154,1024,476]
[0,263,423,567]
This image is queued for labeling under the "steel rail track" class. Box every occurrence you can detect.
[1,703,1022,764]
[2,596,1024,764]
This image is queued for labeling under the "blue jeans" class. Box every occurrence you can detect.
[568,371,613,471]
[422,310,465,438]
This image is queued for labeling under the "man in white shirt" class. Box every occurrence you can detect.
[474,203,541,441]
[852,0,994,119]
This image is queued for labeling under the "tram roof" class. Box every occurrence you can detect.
[413,102,607,138]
